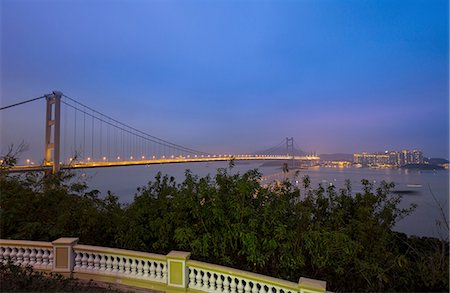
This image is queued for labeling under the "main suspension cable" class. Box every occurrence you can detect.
[0,95,47,111]
[62,94,210,155]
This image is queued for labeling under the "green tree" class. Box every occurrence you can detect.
[1,162,448,292]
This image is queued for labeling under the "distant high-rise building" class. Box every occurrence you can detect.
[354,150,423,166]
[353,152,389,166]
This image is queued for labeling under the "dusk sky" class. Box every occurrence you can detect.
[1,0,449,159]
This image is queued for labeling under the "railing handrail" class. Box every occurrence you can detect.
[188,259,299,291]
[0,239,52,248]
[74,244,166,262]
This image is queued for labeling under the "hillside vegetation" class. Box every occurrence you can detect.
[0,163,448,292]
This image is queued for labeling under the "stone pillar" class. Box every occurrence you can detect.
[298,277,327,293]
[52,238,79,273]
[166,251,191,291]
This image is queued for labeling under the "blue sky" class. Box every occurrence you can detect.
[1,0,449,159]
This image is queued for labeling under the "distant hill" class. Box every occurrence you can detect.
[319,153,354,161]
[425,157,449,165]
[254,145,307,156]
[401,163,445,170]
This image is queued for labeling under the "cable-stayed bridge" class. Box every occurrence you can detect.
[1,91,319,173]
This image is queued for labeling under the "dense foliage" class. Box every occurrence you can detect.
[0,164,448,292]
[0,261,121,292]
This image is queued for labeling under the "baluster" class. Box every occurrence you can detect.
[216,273,223,292]
[9,247,17,263]
[230,277,237,293]
[42,249,49,269]
[162,263,167,281]
[4,247,11,263]
[124,258,131,274]
[93,254,100,270]
[237,279,244,293]
[202,271,209,290]
[244,281,251,293]
[35,249,43,268]
[136,260,143,276]
[143,261,149,277]
[105,255,112,273]
[81,253,88,270]
[0,247,4,263]
[22,248,30,266]
[130,258,137,275]
[260,285,267,293]
[155,262,162,279]
[15,248,24,266]
[252,282,259,293]
[48,250,53,267]
[74,252,82,269]
[29,248,36,266]
[112,256,119,273]
[195,269,203,289]
[223,275,230,293]
[209,273,216,291]
[87,253,94,270]
[189,268,196,288]
[149,261,156,278]
[118,257,125,274]
[100,255,106,271]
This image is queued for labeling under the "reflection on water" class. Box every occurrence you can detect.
[78,162,449,238]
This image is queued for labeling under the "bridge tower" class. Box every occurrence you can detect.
[286,137,295,169]
[44,91,62,173]
[286,137,294,156]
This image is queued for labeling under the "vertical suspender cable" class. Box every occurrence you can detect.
[63,102,67,162]
[122,129,124,159]
[74,104,77,157]
[114,123,117,159]
[100,119,102,159]
[83,107,86,159]
[91,110,94,160]
[107,122,110,160]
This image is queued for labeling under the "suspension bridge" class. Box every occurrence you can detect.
[1,91,320,173]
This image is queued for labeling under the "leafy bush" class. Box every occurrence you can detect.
[0,261,120,292]
[0,166,448,292]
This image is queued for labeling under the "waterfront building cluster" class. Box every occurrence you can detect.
[353,150,423,167]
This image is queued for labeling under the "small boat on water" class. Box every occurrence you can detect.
[407,184,422,188]
[394,190,418,195]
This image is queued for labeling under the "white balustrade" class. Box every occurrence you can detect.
[187,265,298,293]
[1,239,325,293]
[72,247,167,283]
[0,242,53,270]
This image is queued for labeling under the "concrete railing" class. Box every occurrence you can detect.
[0,238,326,293]
[0,239,53,271]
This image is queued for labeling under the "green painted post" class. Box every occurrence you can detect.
[166,251,191,292]
[298,277,327,293]
[52,237,79,274]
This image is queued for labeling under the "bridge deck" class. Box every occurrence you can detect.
[7,155,320,172]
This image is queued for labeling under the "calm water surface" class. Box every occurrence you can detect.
[78,162,449,238]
